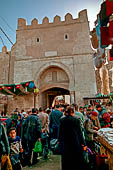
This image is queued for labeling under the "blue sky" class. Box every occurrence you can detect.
[0,0,102,51]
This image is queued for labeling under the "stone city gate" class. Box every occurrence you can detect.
[35,64,75,108]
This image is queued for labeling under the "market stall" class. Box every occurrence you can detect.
[97,128,113,170]
[83,93,113,106]
[0,81,39,113]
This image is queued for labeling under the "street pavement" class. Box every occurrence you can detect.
[23,154,61,170]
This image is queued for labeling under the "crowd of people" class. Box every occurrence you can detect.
[0,101,113,170]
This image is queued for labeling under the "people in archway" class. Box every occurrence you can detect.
[49,104,63,139]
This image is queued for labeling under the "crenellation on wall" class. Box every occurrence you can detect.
[17,9,88,31]
[42,17,49,24]
[78,9,88,22]
[2,46,8,53]
[31,18,38,26]
[18,18,26,29]
[64,13,73,23]
[53,15,61,24]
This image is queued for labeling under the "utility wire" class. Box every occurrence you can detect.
[0,35,5,46]
[0,26,14,45]
[0,16,15,33]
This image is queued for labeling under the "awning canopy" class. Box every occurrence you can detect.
[83,93,113,100]
[0,81,39,96]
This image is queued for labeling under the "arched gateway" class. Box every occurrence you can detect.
[35,63,73,108]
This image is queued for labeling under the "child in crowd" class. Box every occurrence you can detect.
[8,127,23,170]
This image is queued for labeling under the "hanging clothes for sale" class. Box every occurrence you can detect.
[109,47,113,61]
[106,0,113,17]
[100,26,110,47]
[99,1,109,26]
[96,15,101,48]
[109,19,113,39]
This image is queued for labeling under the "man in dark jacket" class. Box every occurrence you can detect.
[21,108,41,165]
[59,106,86,170]
[49,104,63,139]
[0,122,10,160]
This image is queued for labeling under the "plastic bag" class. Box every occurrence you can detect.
[33,141,42,153]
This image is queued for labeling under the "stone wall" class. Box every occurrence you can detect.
[7,93,34,114]
[0,46,10,84]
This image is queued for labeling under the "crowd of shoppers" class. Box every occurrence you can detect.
[0,101,112,170]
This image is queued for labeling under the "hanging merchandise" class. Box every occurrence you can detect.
[34,88,39,94]
[14,86,16,92]
[25,86,27,92]
[0,81,37,96]
[6,86,11,90]
[109,47,113,61]
[99,1,109,26]
[106,0,113,17]
[25,82,29,87]
[29,82,35,88]
[16,85,20,89]
[96,15,102,48]
[109,19,113,40]
[100,26,111,46]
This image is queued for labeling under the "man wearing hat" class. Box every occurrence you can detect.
[84,111,100,152]
[96,104,107,126]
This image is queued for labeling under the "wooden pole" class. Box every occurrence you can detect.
[34,93,37,108]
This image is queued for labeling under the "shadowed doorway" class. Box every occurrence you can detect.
[42,87,70,108]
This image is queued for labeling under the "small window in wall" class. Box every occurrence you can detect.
[37,37,40,43]
[64,33,69,40]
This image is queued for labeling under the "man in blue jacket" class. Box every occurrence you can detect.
[49,104,63,139]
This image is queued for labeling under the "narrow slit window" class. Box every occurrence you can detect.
[64,33,69,40]
[37,37,40,43]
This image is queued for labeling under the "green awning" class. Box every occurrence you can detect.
[0,81,38,96]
